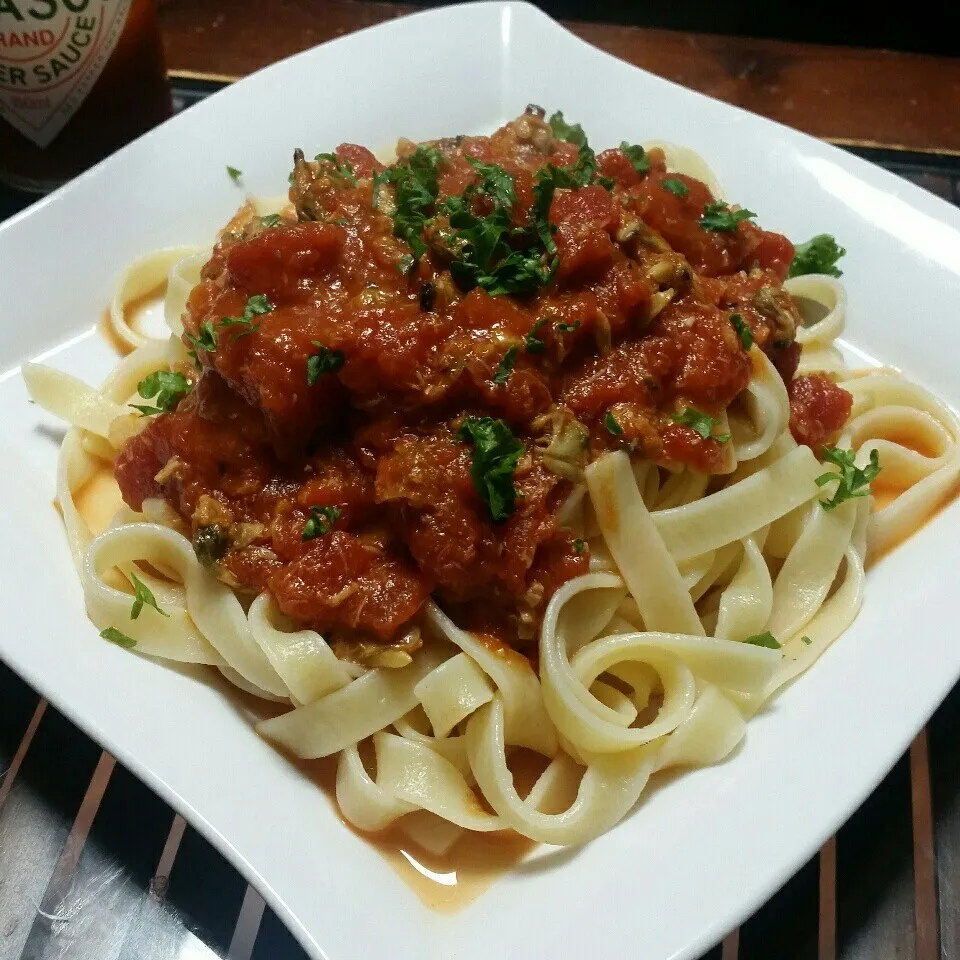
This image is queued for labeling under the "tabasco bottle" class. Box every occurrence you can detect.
[0,0,172,192]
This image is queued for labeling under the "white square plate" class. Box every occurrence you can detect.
[3,4,960,958]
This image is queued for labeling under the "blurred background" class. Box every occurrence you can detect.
[394,0,960,56]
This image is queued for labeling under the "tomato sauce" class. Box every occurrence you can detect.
[114,109,849,653]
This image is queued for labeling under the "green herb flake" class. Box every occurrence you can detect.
[446,163,556,297]
[661,177,689,197]
[730,313,753,351]
[493,345,518,385]
[556,320,581,333]
[547,111,587,147]
[816,447,881,511]
[604,411,624,436]
[185,319,218,354]
[699,200,757,233]
[130,370,191,417]
[573,538,586,554]
[457,416,526,523]
[620,142,650,176]
[382,145,445,263]
[801,635,813,646]
[524,318,549,354]
[307,342,346,386]
[261,213,283,228]
[129,572,169,621]
[220,293,274,340]
[226,165,243,184]
[315,152,359,187]
[302,505,342,541]
[466,156,518,208]
[789,234,846,278]
[744,631,781,649]
[100,627,136,649]
[671,407,730,442]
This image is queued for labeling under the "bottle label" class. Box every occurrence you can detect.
[0,0,135,148]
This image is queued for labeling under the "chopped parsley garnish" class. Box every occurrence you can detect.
[130,370,191,416]
[315,152,359,187]
[816,447,881,511]
[226,165,242,184]
[261,213,283,228]
[699,200,757,233]
[620,142,650,176]
[661,177,689,197]
[186,319,217,354]
[302,505,342,541]
[730,313,753,350]
[493,346,518,384]
[382,145,445,263]
[574,538,586,554]
[445,162,556,297]
[801,635,812,646]
[789,234,846,278]
[547,111,587,147]
[397,253,415,275]
[556,320,581,333]
[457,416,525,523]
[307,342,345,385]
[744,632,781,649]
[220,293,274,340]
[524,318,548,354]
[129,573,169,620]
[100,627,136,649]
[604,411,624,436]
[466,156,517,207]
[671,408,730,442]
[538,142,603,192]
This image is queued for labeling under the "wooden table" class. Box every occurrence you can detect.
[1,5,958,960]
[157,0,960,155]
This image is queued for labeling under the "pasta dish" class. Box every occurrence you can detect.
[25,107,960,850]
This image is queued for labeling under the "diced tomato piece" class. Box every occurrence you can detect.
[226,222,345,302]
[335,143,382,180]
[789,374,853,450]
[269,532,430,639]
[550,186,619,282]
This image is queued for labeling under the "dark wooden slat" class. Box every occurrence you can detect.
[909,732,939,960]
[157,0,960,153]
[0,709,102,959]
[699,946,722,960]
[737,855,819,960]
[163,825,249,955]
[819,838,837,960]
[721,930,739,960]
[250,906,310,960]
[0,662,41,778]
[927,681,960,958]
[836,755,915,960]
[0,700,46,816]
[227,887,265,960]
[114,814,207,960]
[18,752,117,960]
[18,760,181,960]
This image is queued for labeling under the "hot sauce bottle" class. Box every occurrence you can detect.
[0,0,171,192]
